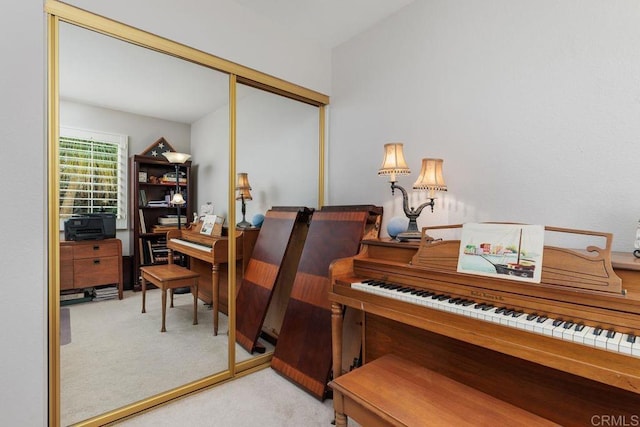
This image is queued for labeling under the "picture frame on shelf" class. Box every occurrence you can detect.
[138,171,148,182]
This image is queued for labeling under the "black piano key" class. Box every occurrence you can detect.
[563,321,575,329]
[495,307,507,315]
[536,316,548,323]
[512,310,524,318]
[526,313,538,321]
[627,334,637,344]
[474,303,486,310]
[461,300,475,307]
[502,309,514,316]
[481,304,495,311]
[606,329,616,339]
[552,319,563,327]
[437,294,451,301]
[575,323,585,332]
[593,327,603,336]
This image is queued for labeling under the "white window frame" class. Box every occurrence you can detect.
[59,126,128,230]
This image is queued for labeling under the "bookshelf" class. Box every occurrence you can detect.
[130,154,193,288]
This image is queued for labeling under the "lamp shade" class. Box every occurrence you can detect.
[162,151,191,164]
[413,158,447,198]
[378,143,411,182]
[235,173,253,201]
[171,192,186,205]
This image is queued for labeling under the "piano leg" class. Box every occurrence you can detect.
[191,278,198,326]
[332,302,344,381]
[212,263,220,336]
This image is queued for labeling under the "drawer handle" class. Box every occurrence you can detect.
[93,259,100,265]
[93,245,100,250]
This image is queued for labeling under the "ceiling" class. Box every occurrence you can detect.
[59,0,415,124]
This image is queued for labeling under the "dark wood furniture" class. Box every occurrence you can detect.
[140,263,199,332]
[271,210,370,400]
[130,154,192,287]
[166,223,259,335]
[329,225,640,426]
[236,207,312,353]
[60,238,123,299]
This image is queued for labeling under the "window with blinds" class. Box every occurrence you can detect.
[59,127,128,229]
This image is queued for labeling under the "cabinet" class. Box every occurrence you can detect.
[130,154,193,287]
[60,238,123,299]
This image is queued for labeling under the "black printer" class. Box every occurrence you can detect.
[64,213,116,241]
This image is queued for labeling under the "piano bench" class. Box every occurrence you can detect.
[140,264,200,333]
[329,354,558,427]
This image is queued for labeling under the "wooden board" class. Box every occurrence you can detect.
[271,210,369,400]
[235,208,311,353]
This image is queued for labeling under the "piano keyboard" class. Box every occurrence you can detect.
[169,238,212,253]
[352,279,640,358]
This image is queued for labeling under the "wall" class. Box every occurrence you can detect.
[330,0,640,252]
[61,100,192,254]
[1,2,47,426]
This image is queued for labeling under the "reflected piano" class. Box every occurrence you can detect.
[329,225,640,426]
[167,222,258,335]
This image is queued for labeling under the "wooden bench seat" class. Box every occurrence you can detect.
[329,354,559,427]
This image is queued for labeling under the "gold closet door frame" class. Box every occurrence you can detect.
[46,1,328,425]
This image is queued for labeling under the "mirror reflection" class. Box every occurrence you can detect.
[58,22,232,425]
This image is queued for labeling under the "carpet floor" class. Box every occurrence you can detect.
[60,290,273,426]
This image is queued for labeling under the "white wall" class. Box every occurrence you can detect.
[330,0,640,252]
[1,2,47,426]
[61,100,192,254]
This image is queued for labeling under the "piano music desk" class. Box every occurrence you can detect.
[140,263,199,333]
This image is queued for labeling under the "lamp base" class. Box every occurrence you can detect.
[236,220,252,229]
[395,231,437,243]
[395,231,422,242]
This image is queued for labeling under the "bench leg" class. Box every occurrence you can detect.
[170,288,174,308]
[192,280,198,325]
[141,276,147,313]
[161,287,167,332]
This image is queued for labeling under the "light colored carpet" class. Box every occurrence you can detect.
[61,290,273,426]
[112,367,340,427]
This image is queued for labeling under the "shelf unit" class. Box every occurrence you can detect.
[130,154,193,288]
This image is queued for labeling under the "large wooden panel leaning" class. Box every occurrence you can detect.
[60,238,123,299]
[271,210,370,400]
[329,224,640,426]
[235,207,312,354]
[166,222,258,335]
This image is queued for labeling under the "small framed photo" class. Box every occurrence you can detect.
[138,171,148,182]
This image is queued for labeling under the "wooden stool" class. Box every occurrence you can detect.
[140,264,199,332]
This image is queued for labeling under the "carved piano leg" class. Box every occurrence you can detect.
[332,302,344,379]
[212,263,220,336]
[333,389,348,427]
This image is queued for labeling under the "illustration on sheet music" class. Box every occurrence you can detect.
[457,223,544,283]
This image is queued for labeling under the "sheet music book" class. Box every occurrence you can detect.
[200,214,224,237]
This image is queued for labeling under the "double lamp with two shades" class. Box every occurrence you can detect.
[378,142,447,241]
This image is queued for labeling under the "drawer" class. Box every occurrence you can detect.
[73,241,119,259]
[60,246,74,290]
[74,256,120,287]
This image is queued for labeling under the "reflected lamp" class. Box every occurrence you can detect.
[378,143,447,241]
[235,172,253,229]
[162,151,191,230]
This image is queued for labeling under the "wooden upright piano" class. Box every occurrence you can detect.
[166,223,258,335]
[329,225,640,426]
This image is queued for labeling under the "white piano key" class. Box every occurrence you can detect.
[606,331,623,352]
[348,280,640,360]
